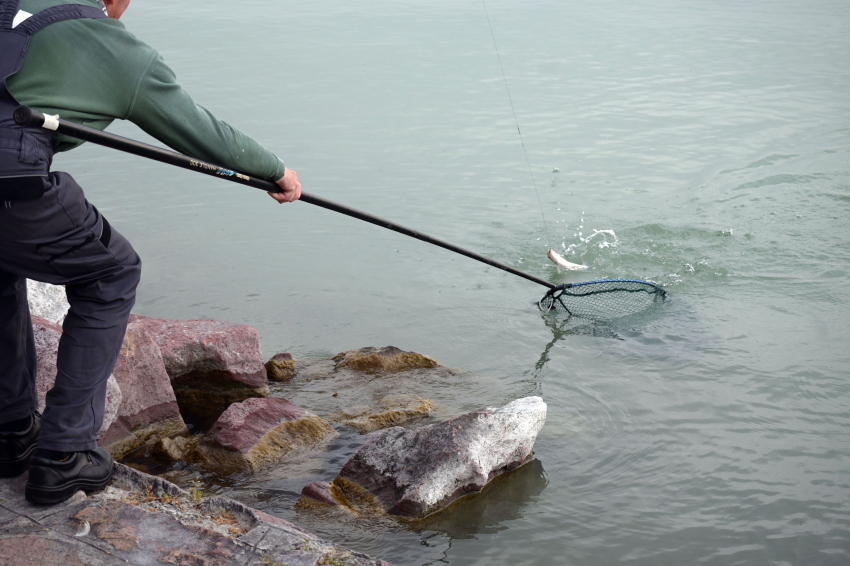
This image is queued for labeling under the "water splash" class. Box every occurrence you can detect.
[559,228,620,262]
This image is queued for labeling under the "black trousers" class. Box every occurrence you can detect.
[0,172,141,452]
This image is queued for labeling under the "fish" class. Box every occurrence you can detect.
[547,248,588,272]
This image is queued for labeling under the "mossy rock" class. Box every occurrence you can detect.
[332,346,439,373]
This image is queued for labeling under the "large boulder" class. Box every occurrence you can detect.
[99,317,188,458]
[26,280,69,324]
[305,397,546,518]
[33,316,122,439]
[128,315,269,421]
[194,397,337,471]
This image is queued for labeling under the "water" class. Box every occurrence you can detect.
[56,0,850,563]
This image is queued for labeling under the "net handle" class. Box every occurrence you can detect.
[14,105,556,290]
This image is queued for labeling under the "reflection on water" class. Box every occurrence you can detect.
[534,296,677,373]
[415,459,548,539]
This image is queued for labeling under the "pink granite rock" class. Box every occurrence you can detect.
[33,316,122,439]
[196,397,336,471]
[98,317,187,457]
[128,315,269,420]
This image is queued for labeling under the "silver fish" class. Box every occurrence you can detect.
[547,248,588,272]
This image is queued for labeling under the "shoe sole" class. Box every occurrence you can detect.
[0,442,38,478]
[25,462,115,505]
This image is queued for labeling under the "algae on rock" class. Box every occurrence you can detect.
[327,394,435,433]
[196,415,336,472]
[270,347,505,438]
[266,353,297,381]
[191,397,338,472]
[333,346,439,373]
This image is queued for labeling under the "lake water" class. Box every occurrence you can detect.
[56,0,850,564]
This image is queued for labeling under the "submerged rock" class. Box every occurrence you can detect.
[297,481,341,509]
[270,347,505,439]
[33,316,123,440]
[195,397,337,471]
[153,435,199,461]
[265,352,296,381]
[129,315,269,421]
[329,394,435,433]
[312,397,546,518]
[333,346,439,373]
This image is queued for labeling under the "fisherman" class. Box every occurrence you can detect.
[0,0,300,504]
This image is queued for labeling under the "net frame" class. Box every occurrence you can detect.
[538,279,667,321]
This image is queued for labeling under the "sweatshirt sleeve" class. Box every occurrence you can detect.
[126,52,286,181]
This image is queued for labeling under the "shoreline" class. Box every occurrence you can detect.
[0,461,392,566]
[15,281,546,565]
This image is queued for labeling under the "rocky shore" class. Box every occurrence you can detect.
[3,282,549,565]
[0,462,390,566]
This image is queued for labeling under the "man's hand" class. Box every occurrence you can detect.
[268,168,302,203]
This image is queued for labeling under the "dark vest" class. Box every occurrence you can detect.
[0,0,105,202]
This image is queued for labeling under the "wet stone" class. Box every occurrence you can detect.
[333,346,439,373]
[153,435,199,461]
[266,352,297,381]
[296,481,340,508]
[269,348,506,439]
[328,393,435,433]
[334,396,547,518]
[129,314,270,422]
[195,397,337,471]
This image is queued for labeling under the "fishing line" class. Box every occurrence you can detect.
[482,0,549,232]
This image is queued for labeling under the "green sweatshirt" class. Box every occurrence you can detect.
[6,0,286,181]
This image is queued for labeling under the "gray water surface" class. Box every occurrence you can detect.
[59,1,850,564]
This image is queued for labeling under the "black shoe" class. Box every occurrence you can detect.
[0,413,41,478]
[25,447,114,505]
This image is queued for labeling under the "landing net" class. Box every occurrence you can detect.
[538,279,667,320]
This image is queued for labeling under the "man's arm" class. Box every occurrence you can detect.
[127,51,298,200]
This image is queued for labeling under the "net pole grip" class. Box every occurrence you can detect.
[13,105,43,127]
[13,105,60,130]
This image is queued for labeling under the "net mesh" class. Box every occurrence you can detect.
[538,279,667,320]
